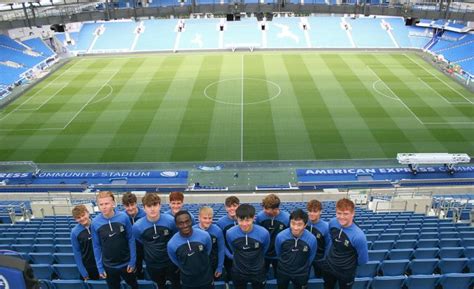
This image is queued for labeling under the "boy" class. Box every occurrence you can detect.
[91,191,138,289]
[306,199,330,277]
[216,196,240,282]
[122,192,146,278]
[167,211,213,289]
[165,191,195,224]
[132,193,181,289]
[71,204,99,280]
[226,204,270,289]
[194,206,225,279]
[275,209,317,289]
[256,194,289,276]
[316,198,368,289]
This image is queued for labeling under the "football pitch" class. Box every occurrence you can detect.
[0,52,473,164]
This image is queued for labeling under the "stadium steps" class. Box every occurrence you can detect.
[87,24,104,53]
[382,19,400,48]
[341,18,356,48]
[130,21,144,51]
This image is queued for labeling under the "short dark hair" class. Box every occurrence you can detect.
[236,204,255,219]
[122,192,137,206]
[290,209,308,224]
[174,210,192,223]
[225,196,240,207]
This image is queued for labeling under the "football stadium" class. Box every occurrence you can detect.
[0,0,474,288]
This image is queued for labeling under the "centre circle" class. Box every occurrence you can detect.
[204,78,281,105]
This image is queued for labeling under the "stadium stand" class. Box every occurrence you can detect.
[177,18,221,50]
[223,18,261,50]
[306,16,353,48]
[92,21,138,52]
[346,17,396,48]
[134,19,178,51]
[265,17,307,49]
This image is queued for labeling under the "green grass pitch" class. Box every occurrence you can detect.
[0,52,472,163]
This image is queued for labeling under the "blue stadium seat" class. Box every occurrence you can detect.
[85,280,110,289]
[462,238,474,247]
[417,239,439,248]
[368,250,387,261]
[419,232,438,239]
[137,280,157,289]
[55,245,73,253]
[405,274,440,289]
[11,244,32,253]
[438,258,468,274]
[53,264,82,279]
[440,238,462,248]
[378,233,398,242]
[14,238,34,245]
[0,238,15,245]
[38,280,52,289]
[439,247,465,258]
[29,253,55,265]
[379,259,409,276]
[409,259,439,275]
[30,264,54,280]
[214,281,227,289]
[2,251,30,263]
[468,259,474,273]
[394,239,417,249]
[371,241,394,251]
[353,277,371,289]
[366,234,378,242]
[34,244,56,253]
[307,278,324,289]
[55,238,72,245]
[51,280,87,289]
[438,273,474,289]
[413,247,439,259]
[399,233,419,240]
[356,261,379,278]
[370,275,406,289]
[35,238,55,244]
[388,249,413,260]
[54,253,75,264]
[459,232,474,239]
[465,247,474,259]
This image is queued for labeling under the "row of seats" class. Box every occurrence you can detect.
[0,237,71,245]
[33,274,474,289]
[358,258,474,277]
[40,279,156,289]
[2,252,74,265]
[367,238,474,249]
[0,244,72,253]
[367,247,474,261]
[33,272,474,289]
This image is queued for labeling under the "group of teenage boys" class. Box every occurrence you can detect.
[71,191,368,289]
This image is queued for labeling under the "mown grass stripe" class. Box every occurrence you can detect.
[242,54,279,161]
[301,54,386,159]
[366,55,472,152]
[169,55,224,161]
[325,53,417,158]
[283,54,351,159]
[264,54,316,160]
